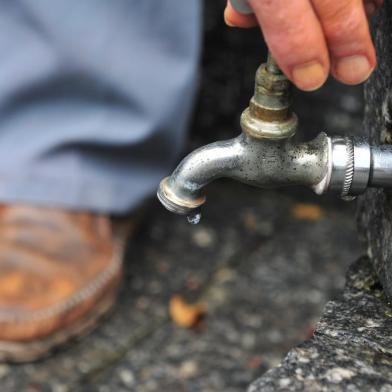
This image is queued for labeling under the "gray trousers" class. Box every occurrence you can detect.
[0,0,201,213]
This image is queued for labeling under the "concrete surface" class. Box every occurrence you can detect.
[249,256,392,392]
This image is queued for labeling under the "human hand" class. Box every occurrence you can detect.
[225,0,383,91]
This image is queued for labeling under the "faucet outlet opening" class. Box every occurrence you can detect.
[157,177,206,216]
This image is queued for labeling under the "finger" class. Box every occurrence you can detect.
[311,0,376,85]
[248,0,330,91]
[224,1,258,28]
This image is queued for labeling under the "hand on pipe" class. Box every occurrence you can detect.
[225,0,383,91]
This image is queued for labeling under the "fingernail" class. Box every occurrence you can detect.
[224,7,236,27]
[335,55,373,85]
[292,62,327,91]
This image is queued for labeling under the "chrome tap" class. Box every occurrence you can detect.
[157,54,392,222]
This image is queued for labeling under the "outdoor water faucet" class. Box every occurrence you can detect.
[157,54,392,223]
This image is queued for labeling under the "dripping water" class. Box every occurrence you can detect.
[187,211,202,225]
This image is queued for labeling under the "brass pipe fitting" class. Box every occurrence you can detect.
[240,56,298,140]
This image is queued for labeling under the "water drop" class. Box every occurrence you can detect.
[187,211,202,225]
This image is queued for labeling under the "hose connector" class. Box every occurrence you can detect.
[327,137,392,200]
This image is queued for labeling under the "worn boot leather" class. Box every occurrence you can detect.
[0,205,132,362]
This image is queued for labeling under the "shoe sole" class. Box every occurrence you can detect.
[0,286,118,363]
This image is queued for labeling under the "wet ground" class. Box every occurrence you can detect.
[0,1,368,390]
[0,183,361,392]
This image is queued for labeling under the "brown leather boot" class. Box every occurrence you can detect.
[0,204,132,362]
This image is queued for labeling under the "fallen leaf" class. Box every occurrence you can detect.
[291,203,325,221]
[169,295,206,328]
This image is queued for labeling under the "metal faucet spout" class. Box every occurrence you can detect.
[158,136,244,215]
[157,132,330,216]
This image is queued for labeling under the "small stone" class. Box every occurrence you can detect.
[267,330,283,343]
[295,367,304,381]
[191,227,216,248]
[215,267,236,284]
[0,365,10,378]
[119,369,135,387]
[324,367,355,383]
[279,378,291,387]
[241,333,256,349]
[178,360,199,379]
[78,361,91,373]
[298,356,310,364]
[207,286,227,305]
[365,319,380,328]
[52,384,68,392]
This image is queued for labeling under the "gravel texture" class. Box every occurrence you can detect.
[249,257,392,392]
[0,183,360,392]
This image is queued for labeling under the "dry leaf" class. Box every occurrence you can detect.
[291,203,325,221]
[169,295,205,328]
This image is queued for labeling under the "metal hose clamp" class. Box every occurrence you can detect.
[329,137,371,200]
[341,138,355,200]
